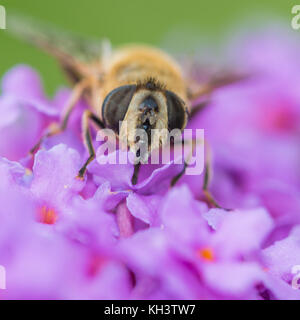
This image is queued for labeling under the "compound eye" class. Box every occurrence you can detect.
[102,85,136,132]
[165,90,187,130]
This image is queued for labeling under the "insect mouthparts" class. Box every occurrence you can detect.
[139,96,158,132]
[142,119,151,131]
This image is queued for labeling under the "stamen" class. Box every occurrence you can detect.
[25,168,32,176]
[197,247,215,262]
[38,205,58,225]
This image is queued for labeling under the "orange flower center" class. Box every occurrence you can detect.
[38,205,58,225]
[197,247,215,262]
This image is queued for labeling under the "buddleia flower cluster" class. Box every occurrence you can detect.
[0,27,300,299]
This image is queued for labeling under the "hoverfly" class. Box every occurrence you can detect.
[8,15,245,206]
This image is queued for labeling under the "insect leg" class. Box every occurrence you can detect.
[131,163,141,185]
[170,161,188,187]
[187,73,247,102]
[189,100,211,119]
[170,137,196,187]
[77,110,105,179]
[201,143,222,208]
[169,138,223,208]
[29,79,90,155]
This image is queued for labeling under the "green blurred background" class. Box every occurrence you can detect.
[0,0,294,94]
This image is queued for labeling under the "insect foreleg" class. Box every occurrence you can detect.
[77,110,105,179]
[131,163,141,185]
[29,79,90,155]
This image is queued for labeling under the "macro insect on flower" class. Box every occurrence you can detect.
[1,13,300,300]
[7,14,245,207]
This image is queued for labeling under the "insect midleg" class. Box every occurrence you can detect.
[169,138,223,209]
[77,110,105,179]
[189,100,210,119]
[170,137,196,187]
[201,142,222,209]
[29,79,90,155]
[170,161,188,187]
[187,73,247,101]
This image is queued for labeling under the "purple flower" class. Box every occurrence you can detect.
[0,65,58,161]
[116,185,276,299]
[0,152,132,299]
[30,144,84,209]
[185,30,300,222]
[88,149,184,194]
[0,25,300,300]
[262,226,300,284]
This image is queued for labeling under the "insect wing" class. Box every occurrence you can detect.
[7,13,111,82]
